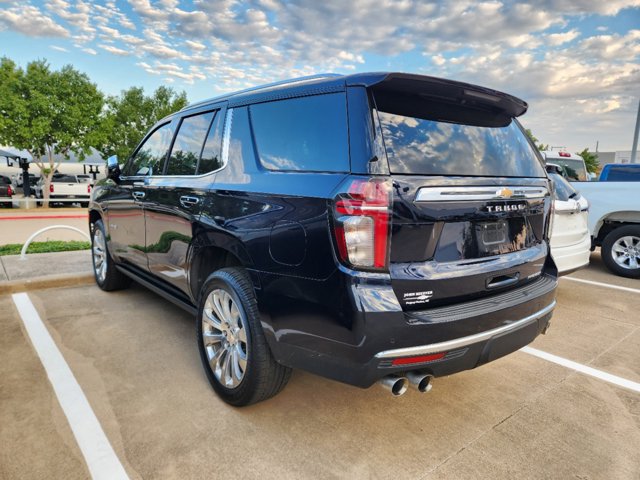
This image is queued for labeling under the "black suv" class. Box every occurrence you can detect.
[90,72,557,406]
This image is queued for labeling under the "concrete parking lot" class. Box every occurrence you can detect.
[1,252,639,479]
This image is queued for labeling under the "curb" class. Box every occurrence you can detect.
[0,272,94,294]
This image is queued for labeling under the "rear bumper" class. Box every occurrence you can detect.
[552,234,591,275]
[50,194,90,199]
[263,272,557,388]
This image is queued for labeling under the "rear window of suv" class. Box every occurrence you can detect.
[377,110,545,178]
[250,93,349,173]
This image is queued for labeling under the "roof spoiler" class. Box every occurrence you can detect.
[347,72,528,118]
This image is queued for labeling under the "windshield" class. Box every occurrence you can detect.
[547,158,587,181]
[377,111,545,177]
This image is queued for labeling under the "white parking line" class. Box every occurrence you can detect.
[12,293,129,480]
[521,346,640,394]
[562,276,640,294]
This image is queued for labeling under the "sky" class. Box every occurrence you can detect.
[0,0,639,153]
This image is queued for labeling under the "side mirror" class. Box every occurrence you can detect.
[107,155,120,182]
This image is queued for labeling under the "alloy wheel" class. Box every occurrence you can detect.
[202,289,248,389]
[92,228,107,282]
[611,235,640,270]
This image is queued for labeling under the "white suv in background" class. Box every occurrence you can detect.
[547,166,591,274]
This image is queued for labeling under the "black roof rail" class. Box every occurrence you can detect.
[182,73,342,111]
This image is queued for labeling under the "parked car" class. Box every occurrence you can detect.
[35,174,91,207]
[546,166,590,274]
[12,172,38,188]
[598,163,640,182]
[542,151,589,182]
[90,72,557,406]
[0,175,13,208]
[575,181,640,278]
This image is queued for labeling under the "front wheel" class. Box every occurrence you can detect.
[197,268,291,406]
[601,225,640,278]
[91,220,131,290]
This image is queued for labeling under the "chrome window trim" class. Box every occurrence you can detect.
[415,186,549,202]
[375,301,556,359]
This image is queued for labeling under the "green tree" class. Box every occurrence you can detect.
[524,128,549,151]
[0,57,103,202]
[97,86,188,162]
[577,147,599,174]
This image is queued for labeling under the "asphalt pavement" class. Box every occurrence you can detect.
[1,251,639,479]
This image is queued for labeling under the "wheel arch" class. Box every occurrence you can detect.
[594,212,640,245]
[189,237,257,303]
[88,208,102,230]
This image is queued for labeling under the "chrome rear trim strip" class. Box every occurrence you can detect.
[374,301,556,359]
[415,186,549,202]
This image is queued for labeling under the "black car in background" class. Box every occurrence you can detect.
[90,73,557,406]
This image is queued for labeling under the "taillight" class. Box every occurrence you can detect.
[558,152,570,157]
[333,178,391,270]
[7,185,12,196]
[49,183,54,193]
[87,184,91,193]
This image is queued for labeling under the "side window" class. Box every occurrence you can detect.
[125,123,173,176]
[198,110,224,174]
[249,93,349,172]
[166,111,215,176]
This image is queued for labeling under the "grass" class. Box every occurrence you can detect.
[0,240,91,256]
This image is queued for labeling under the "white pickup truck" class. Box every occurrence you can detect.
[574,181,640,278]
[34,174,91,208]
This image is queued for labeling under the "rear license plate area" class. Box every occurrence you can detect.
[479,221,507,246]
[475,218,529,256]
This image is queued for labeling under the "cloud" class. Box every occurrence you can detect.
[431,54,446,66]
[0,4,68,37]
[99,44,130,56]
[546,29,580,46]
[50,45,68,52]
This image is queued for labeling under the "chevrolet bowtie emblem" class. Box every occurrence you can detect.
[496,187,514,198]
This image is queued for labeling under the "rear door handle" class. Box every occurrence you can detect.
[132,191,145,200]
[486,273,520,289]
[180,195,200,208]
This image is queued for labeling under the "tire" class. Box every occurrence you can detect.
[197,267,291,406]
[601,225,640,278]
[91,219,132,291]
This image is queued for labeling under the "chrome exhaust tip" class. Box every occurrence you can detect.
[406,371,433,393]
[378,375,409,396]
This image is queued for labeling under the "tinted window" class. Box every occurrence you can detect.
[52,175,77,183]
[548,172,576,201]
[378,111,545,177]
[198,110,224,174]
[0,176,10,184]
[546,158,587,181]
[126,123,173,176]
[166,111,215,176]
[605,166,640,181]
[250,93,349,172]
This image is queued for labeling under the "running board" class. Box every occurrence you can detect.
[115,265,197,316]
